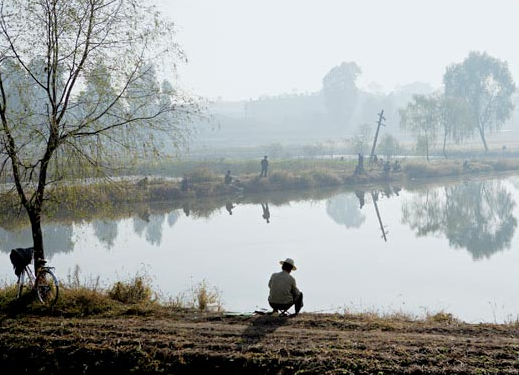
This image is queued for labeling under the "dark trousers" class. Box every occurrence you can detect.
[269,292,303,314]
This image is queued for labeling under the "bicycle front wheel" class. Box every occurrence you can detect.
[36,269,59,306]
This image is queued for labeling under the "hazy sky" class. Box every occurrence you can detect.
[156,0,519,101]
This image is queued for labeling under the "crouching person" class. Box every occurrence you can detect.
[268,258,303,316]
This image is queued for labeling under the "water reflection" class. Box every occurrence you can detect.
[327,186,403,242]
[0,178,517,262]
[261,203,270,224]
[182,203,190,217]
[512,177,519,191]
[0,224,74,257]
[225,201,235,215]
[133,213,166,246]
[355,190,365,209]
[326,193,365,228]
[167,212,179,227]
[371,191,388,242]
[92,220,118,250]
[402,180,517,260]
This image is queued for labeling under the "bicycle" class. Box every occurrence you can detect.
[10,247,59,306]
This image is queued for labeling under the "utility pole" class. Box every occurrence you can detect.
[370,110,386,161]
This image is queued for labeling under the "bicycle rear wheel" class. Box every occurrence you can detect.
[36,269,59,306]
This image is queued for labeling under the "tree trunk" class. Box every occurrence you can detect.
[425,130,430,162]
[442,130,448,159]
[28,209,45,274]
[478,125,489,152]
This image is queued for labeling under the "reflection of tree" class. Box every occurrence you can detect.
[445,183,517,259]
[92,220,118,250]
[511,177,519,191]
[402,181,517,260]
[0,224,74,257]
[133,214,165,246]
[401,190,444,236]
[167,211,179,227]
[326,193,365,228]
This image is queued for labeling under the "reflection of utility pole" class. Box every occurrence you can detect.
[371,191,388,242]
[370,110,386,161]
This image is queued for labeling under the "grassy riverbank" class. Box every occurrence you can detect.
[2,157,518,213]
[2,275,519,374]
[0,157,517,231]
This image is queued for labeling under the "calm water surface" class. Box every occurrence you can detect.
[1,176,519,323]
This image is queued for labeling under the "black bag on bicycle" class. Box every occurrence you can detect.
[10,247,34,277]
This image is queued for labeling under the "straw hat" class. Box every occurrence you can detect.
[279,258,297,270]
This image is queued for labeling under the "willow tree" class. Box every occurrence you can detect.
[0,0,198,272]
[438,95,472,158]
[444,51,516,152]
[399,94,440,161]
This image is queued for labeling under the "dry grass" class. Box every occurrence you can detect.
[0,267,227,317]
[404,160,463,178]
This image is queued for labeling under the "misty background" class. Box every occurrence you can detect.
[155,0,519,154]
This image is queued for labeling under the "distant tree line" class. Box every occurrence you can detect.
[195,51,517,159]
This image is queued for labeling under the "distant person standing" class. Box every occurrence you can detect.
[268,258,303,316]
[224,170,233,184]
[181,175,189,192]
[354,153,365,175]
[260,155,269,177]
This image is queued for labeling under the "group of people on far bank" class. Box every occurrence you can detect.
[354,153,401,176]
[179,155,269,194]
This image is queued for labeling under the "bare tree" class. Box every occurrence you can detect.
[0,0,199,272]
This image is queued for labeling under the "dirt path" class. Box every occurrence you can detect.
[2,312,519,374]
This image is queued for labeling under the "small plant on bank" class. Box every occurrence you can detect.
[53,265,114,316]
[190,280,223,311]
[108,275,154,305]
[164,280,223,312]
[0,282,18,307]
[425,311,460,325]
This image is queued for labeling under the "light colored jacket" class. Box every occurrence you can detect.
[268,270,300,304]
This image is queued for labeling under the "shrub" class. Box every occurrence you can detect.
[108,275,154,305]
[425,311,459,325]
[0,283,18,308]
[191,280,222,311]
[58,288,115,316]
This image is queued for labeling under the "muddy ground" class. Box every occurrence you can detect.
[2,311,519,374]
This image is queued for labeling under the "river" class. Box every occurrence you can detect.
[1,175,519,323]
